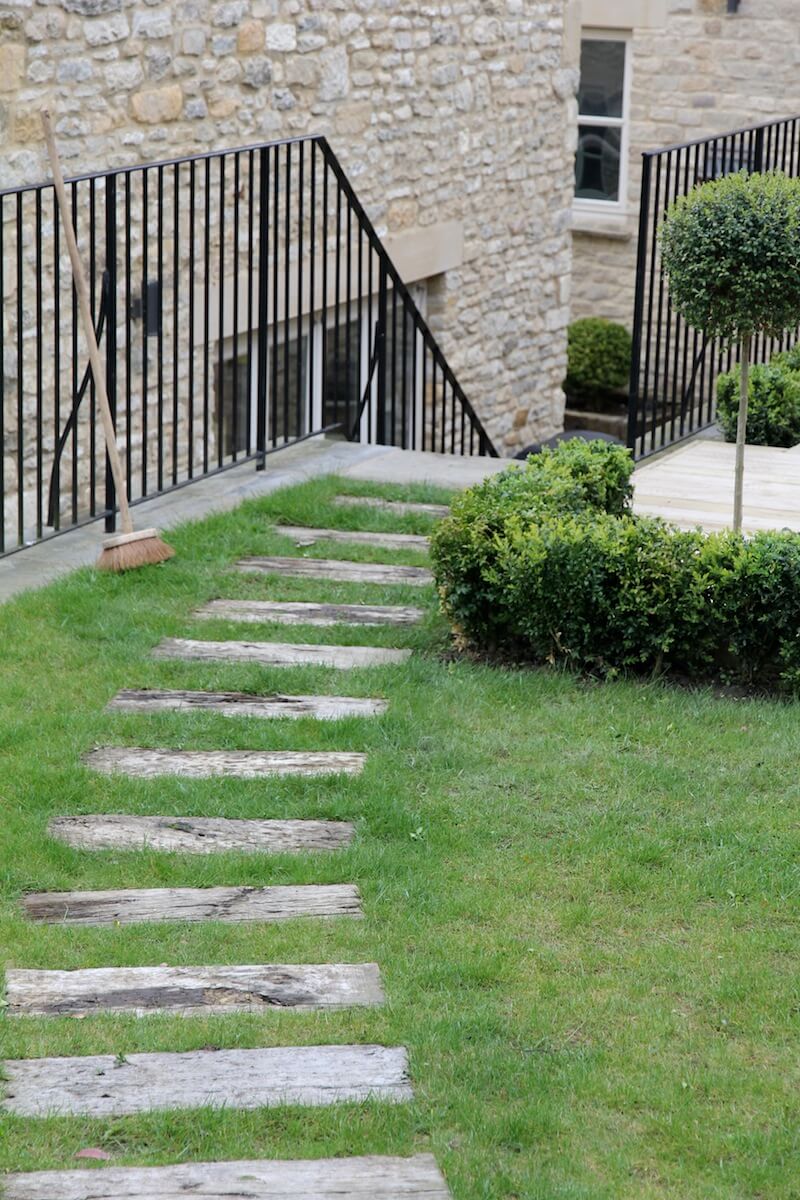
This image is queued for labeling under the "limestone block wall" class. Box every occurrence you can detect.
[0,0,577,537]
[571,0,800,330]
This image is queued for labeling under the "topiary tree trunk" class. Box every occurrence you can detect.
[733,334,751,533]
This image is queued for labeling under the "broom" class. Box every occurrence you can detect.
[42,110,174,572]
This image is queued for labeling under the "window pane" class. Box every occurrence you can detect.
[575,124,621,202]
[323,317,361,431]
[578,40,625,119]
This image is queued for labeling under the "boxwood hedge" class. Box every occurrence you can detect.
[431,440,800,691]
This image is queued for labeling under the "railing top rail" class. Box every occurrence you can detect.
[0,133,324,200]
[641,112,800,160]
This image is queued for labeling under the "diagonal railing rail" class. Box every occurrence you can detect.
[0,135,497,557]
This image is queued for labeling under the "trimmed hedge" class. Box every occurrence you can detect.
[565,317,632,399]
[431,440,800,691]
[716,360,800,447]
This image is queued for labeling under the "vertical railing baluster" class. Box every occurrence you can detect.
[334,177,342,430]
[104,173,118,533]
[141,169,149,497]
[246,148,255,457]
[256,146,269,467]
[271,142,279,447]
[283,143,291,443]
[35,188,43,539]
[217,153,226,466]
[202,158,211,474]
[124,172,132,495]
[172,161,180,485]
[297,140,304,438]
[232,152,241,460]
[52,192,60,531]
[156,164,164,491]
[86,180,97,515]
[17,192,25,545]
[308,142,317,434]
[188,161,196,479]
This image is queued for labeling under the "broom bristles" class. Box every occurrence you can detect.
[96,527,175,572]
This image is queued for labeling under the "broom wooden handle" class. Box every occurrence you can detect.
[41,110,134,535]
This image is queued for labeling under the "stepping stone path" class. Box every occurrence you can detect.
[108,687,388,717]
[154,636,411,669]
[236,555,433,586]
[23,884,363,925]
[5,1154,451,1198]
[8,495,455,1196]
[6,962,384,1017]
[85,746,366,779]
[49,814,354,854]
[194,599,424,626]
[1,1044,412,1116]
[277,524,431,551]
[335,494,450,518]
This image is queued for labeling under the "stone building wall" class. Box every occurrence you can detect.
[571,0,800,329]
[0,0,577,542]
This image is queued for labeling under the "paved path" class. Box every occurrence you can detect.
[5,481,457,1195]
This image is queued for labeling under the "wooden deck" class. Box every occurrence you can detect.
[633,440,800,533]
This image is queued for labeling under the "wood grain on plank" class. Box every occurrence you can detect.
[23,884,363,926]
[335,494,450,518]
[3,1153,451,1198]
[84,747,366,779]
[6,963,384,1017]
[235,556,433,586]
[108,688,388,718]
[48,815,354,854]
[1,1044,412,1117]
[276,525,430,551]
[154,637,411,669]
[194,599,424,627]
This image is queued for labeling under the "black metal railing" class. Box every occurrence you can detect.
[628,114,800,458]
[0,135,496,556]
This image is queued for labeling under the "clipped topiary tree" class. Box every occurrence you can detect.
[564,317,632,402]
[660,171,800,531]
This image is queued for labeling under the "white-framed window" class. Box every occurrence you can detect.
[215,282,428,454]
[574,31,631,210]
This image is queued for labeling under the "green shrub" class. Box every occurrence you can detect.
[565,318,632,398]
[432,440,634,648]
[716,361,800,447]
[431,440,800,691]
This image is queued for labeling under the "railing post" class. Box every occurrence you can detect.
[376,261,388,445]
[627,154,652,455]
[104,174,117,532]
[256,146,269,469]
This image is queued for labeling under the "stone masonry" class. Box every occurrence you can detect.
[0,0,577,526]
[571,0,800,328]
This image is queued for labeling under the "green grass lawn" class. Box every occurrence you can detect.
[1,473,799,1198]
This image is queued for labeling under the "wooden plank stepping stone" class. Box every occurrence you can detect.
[236,556,433,586]
[6,962,384,1017]
[23,884,363,926]
[1,1043,413,1117]
[277,524,430,551]
[194,600,424,627]
[3,1154,452,1198]
[84,747,366,779]
[335,494,450,518]
[108,688,388,718]
[154,637,411,670]
[49,814,354,854]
